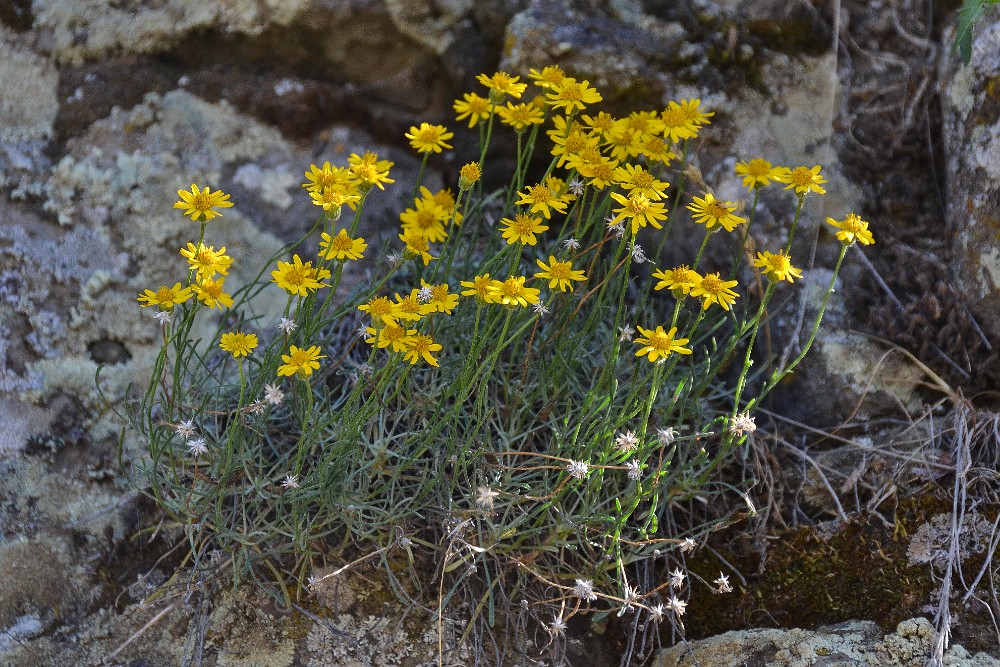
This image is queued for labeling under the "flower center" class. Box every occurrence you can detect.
[194,193,213,211]
[627,194,650,214]
[632,171,653,189]
[660,109,684,126]
[789,167,813,186]
[527,186,552,204]
[331,235,353,251]
[700,275,723,293]
[705,202,729,219]
[560,84,583,102]
[548,262,571,279]
[843,215,864,233]
[370,298,393,317]
[202,282,222,298]
[418,127,439,143]
[747,159,770,177]
[156,287,173,301]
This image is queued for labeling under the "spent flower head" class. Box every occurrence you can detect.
[281,474,300,490]
[669,568,686,589]
[626,459,642,481]
[174,419,196,439]
[573,579,597,601]
[475,485,499,510]
[277,317,297,335]
[187,438,208,457]
[263,383,284,405]
[714,572,733,593]
[729,412,757,437]
[567,459,590,479]
[615,430,639,453]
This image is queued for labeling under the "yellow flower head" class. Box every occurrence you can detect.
[348,158,394,192]
[612,163,669,201]
[634,325,693,363]
[359,295,400,326]
[348,151,393,173]
[138,282,193,309]
[395,291,431,320]
[659,101,700,143]
[528,65,567,89]
[534,256,586,292]
[753,250,803,283]
[477,71,527,102]
[460,274,496,302]
[405,122,454,154]
[500,212,550,245]
[173,184,233,221]
[489,276,540,307]
[219,331,257,358]
[193,275,235,309]
[365,322,416,353]
[400,198,448,243]
[302,161,351,192]
[419,279,459,314]
[602,128,641,162]
[404,334,443,367]
[637,135,676,165]
[271,254,331,296]
[676,99,714,127]
[608,191,668,235]
[777,165,827,195]
[459,162,482,191]
[652,265,701,295]
[309,186,361,216]
[319,229,367,261]
[735,158,786,189]
[686,192,746,232]
[497,101,545,131]
[398,230,436,265]
[582,110,617,136]
[545,78,603,112]
[690,272,739,311]
[826,212,874,246]
[453,92,493,128]
[277,344,325,377]
[180,242,233,280]
[516,183,568,220]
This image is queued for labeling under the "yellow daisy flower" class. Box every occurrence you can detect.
[659,101,700,143]
[577,155,618,189]
[419,280,459,314]
[497,101,546,131]
[309,186,361,214]
[516,183,568,220]
[400,199,448,243]
[690,273,740,311]
[528,65,567,89]
[398,230,436,265]
[500,212,550,245]
[735,158,787,189]
[365,322,416,353]
[180,242,232,280]
[460,274,496,302]
[193,275,234,309]
[534,256,586,292]
[395,291,431,320]
[173,184,233,221]
[545,78,603,112]
[458,162,481,191]
[453,92,492,128]
[277,344,325,377]
[686,193,746,232]
[137,282,193,309]
[637,135,676,165]
[348,160,394,192]
[676,98,714,127]
[348,151,393,173]
[776,165,827,195]
[602,128,641,162]
[634,325,693,363]
[616,110,665,137]
[826,212,874,246]
[219,331,258,358]
[405,122,454,154]
[753,250,803,283]
[652,265,701,295]
[271,254,331,296]
[612,163,669,200]
[582,110,617,136]
[489,276,540,307]
[404,334,443,366]
[477,71,527,102]
[608,191,668,235]
[358,295,400,326]
[302,161,351,192]
[319,229,367,261]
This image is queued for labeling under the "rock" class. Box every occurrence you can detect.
[942,16,1000,343]
[657,617,999,666]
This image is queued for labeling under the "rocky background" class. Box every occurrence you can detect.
[1,0,999,665]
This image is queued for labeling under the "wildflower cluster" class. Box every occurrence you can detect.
[131,64,873,651]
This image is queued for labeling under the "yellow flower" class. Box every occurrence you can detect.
[826,212,874,246]
[516,183,567,220]
[348,159,394,192]
[676,99,714,127]
[776,165,827,195]
[219,331,257,358]
[659,101,700,143]
[419,280,459,314]
[500,212,550,245]
[460,274,496,302]
[400,199,448,243]
[528,65,567,89]
[602,128,640,162]
[634,325,693,362]
[173,184,233,221]
[180,242,232,280]
[582,111,617,136]
[277,344,325,377]
[271,254,331,296]
[690,273,739,311]
[365,322,416,353]
[497,102,545,131]
[735,158,787,189]
[309,186,361,215]
[753,250,803,283]
[348,151,393,173]
[404,334,443,366]
[459,162,481,191]
[477,71,527,102]
[608,191,668,235]
[545,78,603,112]
[358,295,400,326]
[137,282,193,309]
[302,161,351,192]
[652,265,701,295]
[550,129,599,168]
[534,256,586,292]
[398,230,436,265]
[612,163,669,200]
[405,122,454,154]
[193,275,234,309]
[576,153,618,189]
[686,193,746,232]
[453,92,493,128]
[489,276,540,307]
[395,291,431,320]
[319,229,367,261]
[637,135,676,165]
[616,110,665,137]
